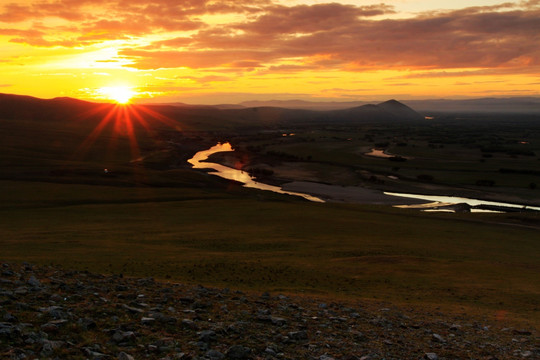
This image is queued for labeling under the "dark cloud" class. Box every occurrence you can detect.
[118,2,540,72]
[1,0,539,76]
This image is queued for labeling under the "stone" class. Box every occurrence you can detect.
[181,319,197,329]
[27,276,41,288]
[40,322,59,333]
[432,334,445,343]
[425,353,438,360]
[270,316,287,326]
[0,322,20,339]
[319,355,335,360]
[118,351,135,360]
[122,304,144,314]
[199,330,217,343]
[288,330,308,341]
[112,330,136,343]
[226,345,251,359]
[3,312,18,323]
[78,317,97,330]
[141,317,156,325]
[206,349,225,359]
[40,339,65,357]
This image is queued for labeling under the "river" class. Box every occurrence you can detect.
[188,143,539,212]
[188,143,324,202]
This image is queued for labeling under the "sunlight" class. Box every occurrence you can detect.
[99,85,135,104]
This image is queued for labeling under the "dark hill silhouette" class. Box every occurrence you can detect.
[377,99,425,120]
[0,93,98,122]
[0,93,425,131]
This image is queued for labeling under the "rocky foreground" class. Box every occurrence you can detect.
[0,263,538,360]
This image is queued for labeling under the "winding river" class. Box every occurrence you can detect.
[188,143,539,212]
[188,143,324,202]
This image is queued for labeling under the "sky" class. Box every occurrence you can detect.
[0,0,539,104]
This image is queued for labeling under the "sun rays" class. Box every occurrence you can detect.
[74,102,180,164]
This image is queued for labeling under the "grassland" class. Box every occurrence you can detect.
[1,97,539,326]
[1,178,539,324]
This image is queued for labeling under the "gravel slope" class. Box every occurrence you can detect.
[1,263,538,360]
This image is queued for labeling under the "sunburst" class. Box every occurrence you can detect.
[98,85,136,104]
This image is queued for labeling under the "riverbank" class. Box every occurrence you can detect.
[193,144,540,210]
[281,181,426,205]
[1,263,538,359]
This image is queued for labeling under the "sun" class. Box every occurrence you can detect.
[99,85,135,104]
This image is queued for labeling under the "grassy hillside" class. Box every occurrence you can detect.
[1,179,539,323]
[1,94,539,325]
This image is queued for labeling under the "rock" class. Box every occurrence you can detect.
[40,339,65,357]
[49,293,63,302]
[424,353,438,360]
[83,347,110,359]
[432,333,445,343]
[288,330,308,341]
[118,352,135,360]
[148,311,177,324]
[271,316,287,326]
[0,322,20,339]
[199,330,217,343]
[112,330,136,343]
[40,305,68,319]
[40,322,59,333]
[319,355,335,360]
[27,276,41,288]
[521,351,533,358]
[350,330,366,342]
[3,312,18,323]
[514,329,532,336]
[78,317,97,330]
[141,317,156,325]
[122,304,144,314]
[206,349,225,359]
[181,318,197,330]
[226,345,251,359]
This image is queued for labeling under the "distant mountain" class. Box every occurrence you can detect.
[403,97,540,114]
[0,93,98,121]
[239,99,368,110]
[326,100,425,122]
[233,97,540,114]
[0,93,426,131]
[213,99,425,126]
[377,99,424,120]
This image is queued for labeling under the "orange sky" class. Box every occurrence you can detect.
[1,0,539,104]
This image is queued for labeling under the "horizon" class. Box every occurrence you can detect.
[1,0,539,104]
[3,91,540,107]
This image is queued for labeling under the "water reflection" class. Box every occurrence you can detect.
[365,148,393,158]
[384,192,540,213]
[189,143,538,211]
[188,143,325,203]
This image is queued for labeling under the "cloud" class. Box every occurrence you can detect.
[393,66,540,79]
[117,2,540,73]
[181,75,232,83]
[1,0,539,78]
